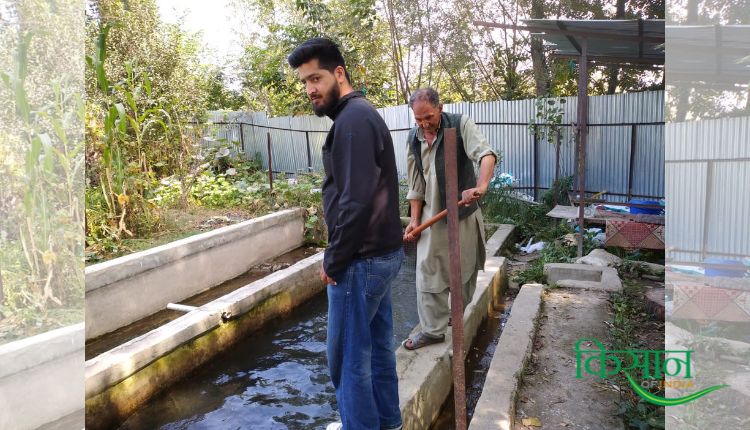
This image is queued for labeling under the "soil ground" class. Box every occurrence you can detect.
[505,250,665,430]
[512,288,625,430]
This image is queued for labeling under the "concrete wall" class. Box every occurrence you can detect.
[85,252,325,430]
[0,324,84,430]
[85,208,306,340]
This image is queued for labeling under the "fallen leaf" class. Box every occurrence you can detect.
[522,417,542,427]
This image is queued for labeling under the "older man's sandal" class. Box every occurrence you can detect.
[401,332,445,350]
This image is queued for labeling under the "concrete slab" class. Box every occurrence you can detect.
[544,263,622,292]
[486,224,515,257]
[469,284,543,430]
[575,248,622,267]
[0,324,84,430]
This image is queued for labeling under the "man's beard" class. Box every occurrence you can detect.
[312,84,341,117]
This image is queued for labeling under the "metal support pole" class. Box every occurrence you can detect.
[305,131,313,172]
[533,124,539,201]
[627,124,637,200]
[444,128,467,430]
[267,132,273,192]
[576,39,589,257]
[239,123,245,153]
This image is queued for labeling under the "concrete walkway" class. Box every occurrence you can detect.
[470,285,625,430]
[470,284,543,430]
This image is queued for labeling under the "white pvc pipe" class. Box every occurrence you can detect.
[167,303,198,313]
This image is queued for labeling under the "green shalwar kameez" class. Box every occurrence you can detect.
[406,114,497,337]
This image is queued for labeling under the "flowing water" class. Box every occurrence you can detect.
[118,243,419,429]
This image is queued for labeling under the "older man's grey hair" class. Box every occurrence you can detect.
[408,88,441,108]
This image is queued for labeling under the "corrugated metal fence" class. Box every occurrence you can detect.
[666,115,750,263]
[202,91,665,203]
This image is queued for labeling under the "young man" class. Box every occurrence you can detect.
[402,88,497,350]
[288,38,404,430]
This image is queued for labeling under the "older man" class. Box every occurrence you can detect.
[403,88,497,350]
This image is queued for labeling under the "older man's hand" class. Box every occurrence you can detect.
[461,186,487,206]
[403,219,421,242]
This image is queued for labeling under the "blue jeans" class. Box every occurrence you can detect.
[327,248,404,430]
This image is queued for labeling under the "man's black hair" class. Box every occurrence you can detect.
[288,37,351,82]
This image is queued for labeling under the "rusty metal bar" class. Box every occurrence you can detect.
[267,132,273,192]
[627,124,637,201]
[305,131,313,172]
[444,127,467,430]
[577,39,589,257]
[239,123,245,152]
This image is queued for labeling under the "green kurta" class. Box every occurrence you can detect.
[406,114,496,294]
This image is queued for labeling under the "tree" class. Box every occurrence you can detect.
[205,68,245,111]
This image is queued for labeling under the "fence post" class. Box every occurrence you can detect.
[533,124,539,201]
[627,124,637,201]
[305,131,313,172]
[239,123,245,153]
[267,132,273,192]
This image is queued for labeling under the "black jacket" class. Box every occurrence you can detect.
[322,91,403,278]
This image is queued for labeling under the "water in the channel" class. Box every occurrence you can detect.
[118,242,418,430]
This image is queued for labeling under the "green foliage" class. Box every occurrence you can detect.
[609,280,666,430]
[237,0,396,114]
[0,0,85,331]
[540,175,573,208]
[84,6,219,250]
[204,68,245,111]
[148,166,326,243]
[528,95,567,145]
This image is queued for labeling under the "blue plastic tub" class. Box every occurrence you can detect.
[704,258,747,277]
[629,199,663,215]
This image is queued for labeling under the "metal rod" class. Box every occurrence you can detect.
[444,127,467,430]
[267,132,273,192]
[577,39,589,258]
[167,303,198,313]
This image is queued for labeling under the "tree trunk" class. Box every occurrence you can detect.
[606,0,626,94]
[385,0,410,104]
[530,0,549,96]
[674,0,699,121]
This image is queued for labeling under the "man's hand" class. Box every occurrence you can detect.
[320,264,337,285]
[403,219,421,242]
[461,186,488,206]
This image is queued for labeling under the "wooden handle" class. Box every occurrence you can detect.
[404,199,469,240]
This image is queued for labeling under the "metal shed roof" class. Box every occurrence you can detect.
[666,25,750,87]
[522,19,665,65]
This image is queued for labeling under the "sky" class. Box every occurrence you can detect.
[156,0,245,72]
